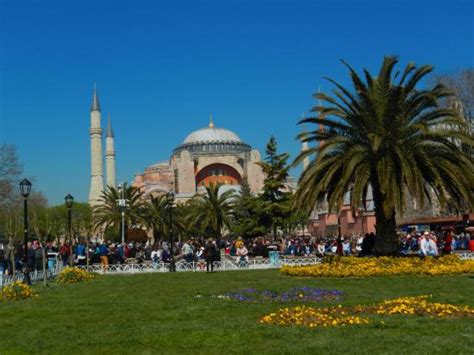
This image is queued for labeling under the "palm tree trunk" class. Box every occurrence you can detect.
[371,179,399,256]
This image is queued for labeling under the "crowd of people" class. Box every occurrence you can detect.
[0,229,473,275]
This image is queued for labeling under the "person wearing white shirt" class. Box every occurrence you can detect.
[419,232,438,257]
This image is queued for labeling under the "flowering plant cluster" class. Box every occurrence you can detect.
[259,305,369,328]
[0,281,35,301]
[57,267,95,285]
[353,295,474,318]
[281,255,474,278]
[259,295,474,329]
[216,287,343,303]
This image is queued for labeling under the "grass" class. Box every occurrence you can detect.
[0,270,473,354]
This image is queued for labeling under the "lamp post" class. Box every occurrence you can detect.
[358,207,365,234]
[117,184,128,244]
[19,178,32,284]
[65,194,74,267]
[166,192,176,272]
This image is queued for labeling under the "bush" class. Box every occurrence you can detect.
[57,267,94,285]
[1,281,35,301]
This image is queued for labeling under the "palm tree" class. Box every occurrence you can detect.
[195,183,235,242]
[174,197,204,240]
[143,194,169,242]
[92,183,147,239]
[295,56,474,255]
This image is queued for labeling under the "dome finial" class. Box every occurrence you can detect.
[209,113,214,128]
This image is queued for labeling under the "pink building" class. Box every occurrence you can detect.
[308,205,376,237]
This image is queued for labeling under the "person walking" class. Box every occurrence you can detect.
[99,241,109,271]
[182,241,194,263]
[59,242,70,267]
[204,238,217,273]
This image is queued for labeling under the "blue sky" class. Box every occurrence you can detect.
[1,0,473,205]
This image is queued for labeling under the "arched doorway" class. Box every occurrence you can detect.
[195,163,242,187]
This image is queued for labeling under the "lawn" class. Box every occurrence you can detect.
[0,270,473,354]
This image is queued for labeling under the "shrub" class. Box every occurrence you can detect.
[1,281,35,301]
[57,267,94,285]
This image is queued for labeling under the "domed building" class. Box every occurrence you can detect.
[133,116,264,198]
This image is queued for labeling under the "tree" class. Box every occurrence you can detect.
[280,193,310,236]
[232,177,267,238]
[257,136,292,237]
[31,206,52,286]
[47,205,67,244]
[72,203,93,238]
[2,207,22,280]
[0,144,22,209]
[174,197,205,241]
[295,56,474,255]
[194,183,235,242]
[92,184,147,240]
[143,194,169,242]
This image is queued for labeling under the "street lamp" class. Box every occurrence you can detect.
[166,192,176,272]
[65,193,74,267]
[19,178,32,284]
[358,207,365,234]
[117,184,129,244]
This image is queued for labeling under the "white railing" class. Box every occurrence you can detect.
[0,267,60,288]
[77,257,323,274]
[457,252,474,260]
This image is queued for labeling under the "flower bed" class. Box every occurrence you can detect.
[353,295,474,318]
[1,281,35,301]
[57,267,95,285]
[221,287,343,303]
[260,305,369,328]
[281,255,474,278]
[259,295,474,329]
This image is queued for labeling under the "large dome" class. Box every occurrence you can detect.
[173,116,251,156]
[183,126,242,144]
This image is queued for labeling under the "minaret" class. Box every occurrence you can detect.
[88,84,104,206]
[301,113,310,171]
[105,113,116,189]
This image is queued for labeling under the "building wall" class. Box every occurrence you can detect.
[135,143,264,196]
[172,150,195,194]
[133,163,174,194]
[308,206,376,237]
[247,149,264,193]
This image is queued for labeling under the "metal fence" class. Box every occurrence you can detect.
[1,252,473,287]
[78,257,323,274]
[0,267,60,289]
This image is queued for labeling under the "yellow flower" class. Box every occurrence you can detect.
[1,281,35,301]
[281,255,474,278]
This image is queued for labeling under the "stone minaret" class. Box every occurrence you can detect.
[105,113,116,189]
[88,85,104,206]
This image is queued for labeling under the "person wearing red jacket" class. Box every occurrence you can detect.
[443,231,453,255]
